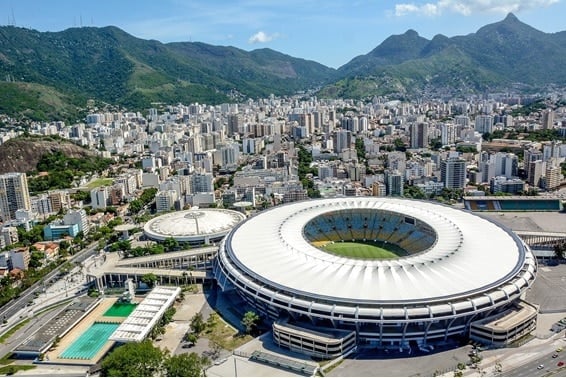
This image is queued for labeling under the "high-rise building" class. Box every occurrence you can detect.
[441,123,457,146]
[385,170,404,196]
[371,182,387,197]
[494,153,518,178]
[527,160,545,188]
[480,160,496,184]
[541,109,554,129]
[155,190,178,212]
[0,172,31,222]
[48,190,71,213]
[410,122,429,149]
[190,173,214,193]
[474,115,494,134]
[524,149,543,177]
[545,163,561,191]
[441,157,466,189]
[90,187,109,209]
[333,130,352,153]
[227,114,242,137]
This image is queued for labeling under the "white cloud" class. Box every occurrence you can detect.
[394,0,559,17]
[248,31,280,44]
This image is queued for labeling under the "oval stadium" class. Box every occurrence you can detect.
[213,197,538,358]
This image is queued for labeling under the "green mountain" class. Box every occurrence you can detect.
[320,13,566,99]
[0,25,334,120]
[1,13,566,119]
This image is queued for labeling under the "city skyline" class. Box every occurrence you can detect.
[2,0,564,69]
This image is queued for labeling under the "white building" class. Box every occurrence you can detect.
[91,187,109,209]
[63,209,90,235]
[155,190,178,212]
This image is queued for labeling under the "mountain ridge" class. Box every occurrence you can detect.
[323,12,566,98]
[0,13,565,120]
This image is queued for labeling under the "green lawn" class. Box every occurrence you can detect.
[321,241,407,260]
[86,177,113,189]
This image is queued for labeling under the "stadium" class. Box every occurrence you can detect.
[214,197,538,357]
[143,208,246,245]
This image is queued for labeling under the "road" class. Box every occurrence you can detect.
[0,305,63,359]
[0,242,99,330]
[503,347,565,377]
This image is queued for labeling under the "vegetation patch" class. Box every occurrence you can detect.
[86,177,114,189]
[0,364,36,375]
[203,313,253,351]
[0,319,31,344]
[320,240,407,259]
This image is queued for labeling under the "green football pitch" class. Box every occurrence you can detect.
[321,240,407,259]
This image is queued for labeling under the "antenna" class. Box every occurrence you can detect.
[11,7,16,26]
[80,14,83,27]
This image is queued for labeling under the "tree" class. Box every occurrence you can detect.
[163,352,209,377]
[393,138,406,152]
[60,261,73,275]
[554,242,565,260]
[149,323,165,340]
[161,307,176,325]
[100,340,167,376]
[163,237,179,252]
[128,199,143,214]
[190,312,206,335]
[185,333,198,345]
[141,273,158,288]
[29,251,45,269]
[241,311,260,335]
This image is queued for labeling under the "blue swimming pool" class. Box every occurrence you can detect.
[59,322,119,360]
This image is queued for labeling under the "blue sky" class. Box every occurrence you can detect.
[2,0,564,68]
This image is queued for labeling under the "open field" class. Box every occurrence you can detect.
[321,240,406,259]
[86,177,113,189]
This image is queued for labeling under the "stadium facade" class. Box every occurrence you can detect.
[213,198,538,357]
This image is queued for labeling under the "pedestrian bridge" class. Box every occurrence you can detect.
[87,247,217,291]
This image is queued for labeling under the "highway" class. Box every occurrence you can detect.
[0,242,99,328]
[503,349,565,377]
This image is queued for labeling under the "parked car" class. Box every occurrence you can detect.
[537,364,544,370]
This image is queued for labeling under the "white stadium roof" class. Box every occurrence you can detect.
[143,208,246,242]
[225,197,528,304]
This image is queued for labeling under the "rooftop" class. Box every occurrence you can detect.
[143,209,245,242]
